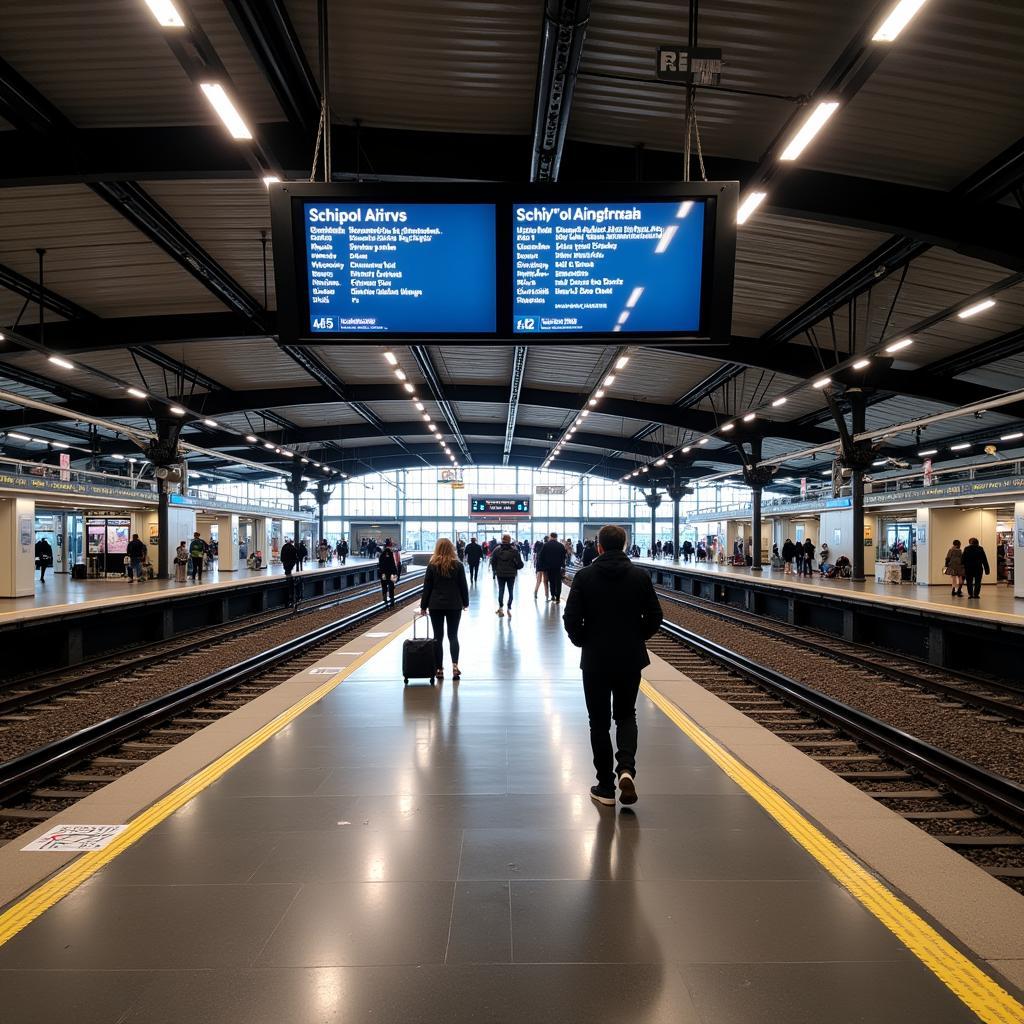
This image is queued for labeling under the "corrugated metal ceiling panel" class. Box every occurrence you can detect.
[0,350,138,400]
[956,353,1024,392]
[140,181,276,311]
[433,345,512,386]
[266,403,366,428]
[804,0,1024,189]
[611,347,728,405]
[525,345,617,392]
[571,0,879,156]
[0,186,225,318]
[152,338,312,389]
[287,0,540,134]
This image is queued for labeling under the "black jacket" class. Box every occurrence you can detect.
[464,541,483,565]
[581,544,596,566]
[803,540,815,561]
[562,551,663,672]
[538,538,567,573]
[280,541,296,568]
[961,544,990,575]
[378,548,400,579]
[421,561,469,611]
[126,538,147,559]
[490,542,524,578]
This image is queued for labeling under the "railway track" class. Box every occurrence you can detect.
[0,583,423,842]
[649,623,1024,893]
[652,584,1024,723]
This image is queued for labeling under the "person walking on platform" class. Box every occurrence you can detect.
[945,539,965,596]
[491,533,524,616]
[296,538,308,572]
[456,538,466,561]
[540,532,567,603]
[793,539,804,576]
[126,533,147,583]
[35,536,53,582]
[563,524,663,807]
[280,538,297,576]
[801,537,815,577]
[420,538,469,681]
[575,539,584,562]
[962,537,990,599]
[582,539,597,566]
[533,539,549,600]
[174,541,189,582]
[464,536,483,584]
[378,539,400,608]
[337,538,348,565]
[188,532,208,582]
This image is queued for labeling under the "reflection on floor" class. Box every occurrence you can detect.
[0,573,987,1023]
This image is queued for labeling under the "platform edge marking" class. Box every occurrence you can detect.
[0,621,410,946]
[640,679,1024,1024]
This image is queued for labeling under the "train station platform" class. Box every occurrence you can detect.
[1,577,1021,1023]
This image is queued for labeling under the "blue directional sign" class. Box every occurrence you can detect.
[304,202,496,333]
[512,200,705,334]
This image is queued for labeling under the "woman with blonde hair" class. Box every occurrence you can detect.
[420,537,469,681]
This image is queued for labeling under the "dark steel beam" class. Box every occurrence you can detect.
[0,262,97,323]
[503,346,529,464]
[410,346,472,462]
[530,0,591,182]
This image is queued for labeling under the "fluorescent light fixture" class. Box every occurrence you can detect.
[654,225,677,254]
[274,448,281,454]
[403,382,415,393]
[581,410,589,418]
[595,389,605,398]
[9,432,31,441]
[779,100,840,161]
[604,375,615,386]
[429,424,438,432]
[588,398,597,407]
[616,355,630,369]
[957,298,996,319]
[655,458,666,466]
[641,466,649,473]
[918,449,937,456]
[743,412,756,422]
[682,446,692,453]
[575,417,582,425]
[203,418,217,427]
[676,200,694,218]
[667,452,673,459]
[771,396,787,407]
[127,387,147,399]
[0,333,4,340]
[822,470,832,476]
[721,422,734,432]
[617,311,630,325]
[48,355,74,370]
[950,442,971,451]
[1000,432,1024,441]
[264,442,274,450]
[873,459,888,467]
[811,377,831,389]
[395,368,407,380]
[199,83,253,140]
[301,457,309,463]
[246,435,258,443]
[422,413,430,421]
[885,337,913,353]
[698,438,709,445]
[144,0,184,27]
[852,358,871,369]
[262,176,280,187]
[414,401,424,411]
[384,351,398,365]
[112,453,125,460]
[737,191,767,225]
[281,450,294,457]
[872,0,930,42]
[51,441,69,449]
[169,405,186,416]
[624,289,643,310]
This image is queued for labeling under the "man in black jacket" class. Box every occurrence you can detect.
[126,533,147,583]
[464,537,484,584]
[961,536,991,599]
[539,532,567,603]
[563,524,664,806]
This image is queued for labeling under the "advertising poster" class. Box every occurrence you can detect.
[87,523,105,555]
[106,522,130,554]
[923,458,933,487]
[59,452,70,482]
[18,515,32,549]
[800,477,807,498]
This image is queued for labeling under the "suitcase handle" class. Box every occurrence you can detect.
[412,612,432,639]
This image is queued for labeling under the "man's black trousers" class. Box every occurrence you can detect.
[581,671,641,789]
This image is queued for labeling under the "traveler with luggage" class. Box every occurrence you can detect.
[419,538,469,681]
[188,533,208,581]
[378,539,400,608]
[126,533,147,583]
[464,537,483,584]
[174,541,189,582]
[490,533,524,617]
[563,524,664,807]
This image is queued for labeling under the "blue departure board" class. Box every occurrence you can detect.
[304,203,495,333]
[512,201,705,334]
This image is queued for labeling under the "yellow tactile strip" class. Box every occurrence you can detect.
[0,623,407,947]
[641,679,1024,1024]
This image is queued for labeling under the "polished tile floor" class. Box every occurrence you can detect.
[0,573,988,1022]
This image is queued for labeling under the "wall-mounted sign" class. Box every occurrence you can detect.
[536,485,566,495]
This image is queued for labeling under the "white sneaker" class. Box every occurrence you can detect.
[617,772,638,805]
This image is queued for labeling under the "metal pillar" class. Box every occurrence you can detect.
[739,435,771,575]
[850,391,867,581]
[314,482,333,547]
[645,488,661,556]
[666,472,688,563]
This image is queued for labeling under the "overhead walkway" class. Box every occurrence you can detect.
[0,572,1019,1023]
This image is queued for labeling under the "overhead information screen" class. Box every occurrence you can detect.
[303,202,496,334]
[512,201,705,334]
[469,495,531,518]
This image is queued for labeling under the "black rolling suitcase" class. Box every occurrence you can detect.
[403,614,436,686]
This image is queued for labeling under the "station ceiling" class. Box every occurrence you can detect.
[1,0,1023,492]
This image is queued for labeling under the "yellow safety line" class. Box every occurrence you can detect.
[640,679,1024,1024]
[0,621,410,947]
